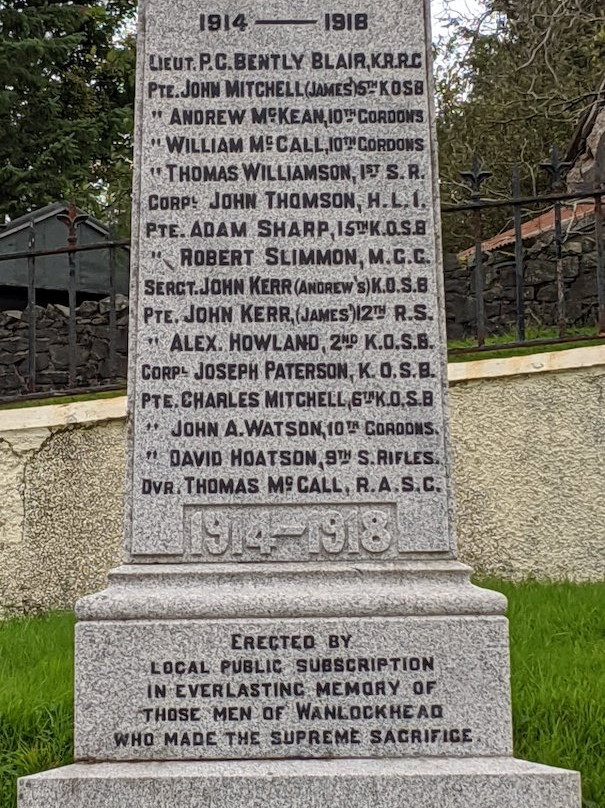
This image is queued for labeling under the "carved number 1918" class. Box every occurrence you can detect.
[308,510,391,554]
[324,13,368,30]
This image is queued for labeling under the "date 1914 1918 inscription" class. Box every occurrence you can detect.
[183,504,401,561]
[130,0,453,557]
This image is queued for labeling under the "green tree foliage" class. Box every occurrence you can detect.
[0,0,136,231]
[435,0,605,250]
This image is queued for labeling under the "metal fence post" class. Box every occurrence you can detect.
[27,222,36,393]
[512,167,526,342]
[460,156,492,347]
[57,204,88,389]
[108,222,118,381]
[540,145,571,339]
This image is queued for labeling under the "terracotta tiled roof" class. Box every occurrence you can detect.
[458,201,595,259]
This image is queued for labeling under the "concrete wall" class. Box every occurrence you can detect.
[1,346,604,615]
[0,399,126,615]
[449,348,605,582]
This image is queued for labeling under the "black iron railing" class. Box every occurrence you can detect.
[1,149,605,402]
[442,148,605,354]
[0,203,130,401]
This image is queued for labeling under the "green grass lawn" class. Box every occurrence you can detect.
[481,580,605,807]
[448,324,605,362]
[0,582,603,808]
[0,613,74,807]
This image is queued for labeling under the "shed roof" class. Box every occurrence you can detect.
[458,201,595,259]
[0,202,109,244]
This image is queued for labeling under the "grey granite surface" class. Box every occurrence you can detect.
[75,560,508,620]
[74,614,512,761]
[19,758,581,808]
[126,0,455,560]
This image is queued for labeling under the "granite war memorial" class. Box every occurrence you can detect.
[19,0,581,805]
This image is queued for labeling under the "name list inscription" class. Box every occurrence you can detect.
[131,0,452,556]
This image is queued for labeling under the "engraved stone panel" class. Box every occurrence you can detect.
[128,0,454,558]
[75,616,512,760]
[183,503,401,561]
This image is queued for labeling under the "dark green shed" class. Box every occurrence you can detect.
[0,202,129,306]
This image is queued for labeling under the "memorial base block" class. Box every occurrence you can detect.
[19,758,581,808]
[72,561,513,761]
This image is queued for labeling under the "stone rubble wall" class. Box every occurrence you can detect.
[1,348,603,616]
[1,214,601,396]
[0,295,129,396]
[444,217,601,339]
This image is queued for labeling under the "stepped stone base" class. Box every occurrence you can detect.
[72,562,513,761]
[19,758,581,808]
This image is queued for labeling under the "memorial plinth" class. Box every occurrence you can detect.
[19,0,581,805]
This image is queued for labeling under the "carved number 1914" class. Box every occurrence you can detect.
[199,14,248,31]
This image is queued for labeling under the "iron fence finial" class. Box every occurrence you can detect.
[460,155,493,200]
[539,144,572,192]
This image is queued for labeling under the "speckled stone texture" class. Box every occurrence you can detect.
[73,563,513,763]
[19,759,581,808]
[125,0,455,560]
[450,364,605,580]
[74,612,512,761]
[75,560,507,620]
[0,421,124,615]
